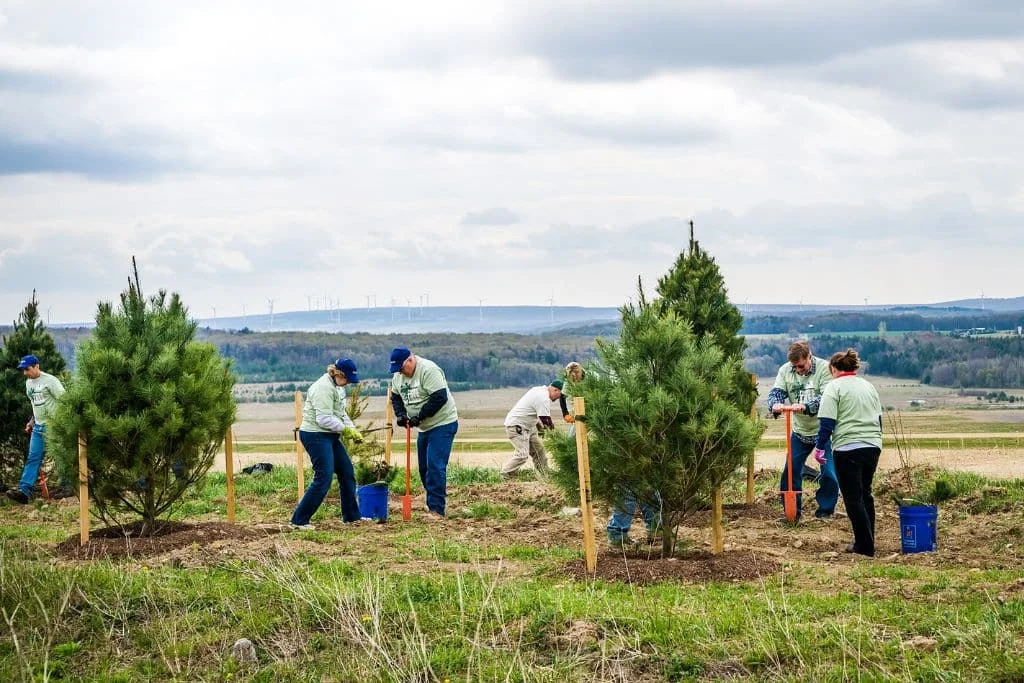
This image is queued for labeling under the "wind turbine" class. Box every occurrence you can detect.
[46,307,51,326]
[478,298,486,321]
[390,297,397,322]
[210,306,217,322]
[241,302,247,327]
[267,298,275,331]
[406,298,412,321]
[546,293,555,323]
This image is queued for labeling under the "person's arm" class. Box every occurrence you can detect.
[538,415,555,430]
[814,418,836,451]
[50,376,66,399]
[411,388,449,425]
[335,389,357,431]
[559,393,569,417]
[391,390,409,426]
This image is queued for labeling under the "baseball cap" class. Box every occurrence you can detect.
[17,355,40,370]
[389,347,412,373]
[550,379,564,391]
[334,358,360,383]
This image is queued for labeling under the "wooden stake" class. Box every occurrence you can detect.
[573,397,597,575]
[78,431,88,546]
[712,487,724,554]
[385,388,394,465]
[225,427,236,523]
[747,373,758,505]
[294,390,305,498]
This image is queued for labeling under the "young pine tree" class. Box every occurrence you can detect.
[656,227,757,414]
[48,266,235,535]
[0,291,66,487]
[548,293,763,556]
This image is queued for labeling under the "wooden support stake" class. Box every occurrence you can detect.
[294,390,305,498]
[385,388,394,466]
[78,431,89,546]
[712,487,724,554]
[747,373,758,505]
[573,397,597,575]
[225,428,236,523]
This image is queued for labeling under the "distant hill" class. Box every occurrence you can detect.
[931,296,1024,312]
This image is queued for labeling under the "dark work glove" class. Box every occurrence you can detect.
[396,416,410,428]
[408,415,422,428]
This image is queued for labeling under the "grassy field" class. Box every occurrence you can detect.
[3,462,1024,680]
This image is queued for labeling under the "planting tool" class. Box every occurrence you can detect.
[781,405,800,523]
[402,425,413,521]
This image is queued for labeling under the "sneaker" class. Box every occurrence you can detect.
[289,522,315,531]
[814,510,835,520]
[5,489,29,505]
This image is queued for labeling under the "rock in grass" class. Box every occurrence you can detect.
[559,507,581,517]
[231,638,258,664]
[903,636,938,651]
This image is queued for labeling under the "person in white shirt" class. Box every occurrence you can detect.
[500,380,562,479]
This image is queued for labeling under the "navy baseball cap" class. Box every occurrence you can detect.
[17,355,40,369]
[389,347,412,373]
[334,358,359,383]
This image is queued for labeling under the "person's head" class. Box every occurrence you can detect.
[787,341,812,375]
[17,355,41,380]
[565,361,584,382]
[328,358,360,386]
[389,347,416,377]
[829,348,861,375]
[548,379,563,401]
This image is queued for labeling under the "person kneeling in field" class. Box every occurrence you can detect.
[500,380,563,479]
[290,358,364,531]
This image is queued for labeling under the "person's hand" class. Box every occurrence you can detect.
[564,415,575,424]
[342,427,364,443]
[813,448,827,465]
[408,415,421,428]
[396,416,409,428]
[792,404,806,413]
[771,403,785,415]
[24,420,32,434]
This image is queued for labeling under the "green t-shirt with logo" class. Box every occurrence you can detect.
[817,375,883,450]
[391,356,458,431]
[771,357,832,437]
[25,372,65,425]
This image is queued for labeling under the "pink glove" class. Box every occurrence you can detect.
[813,448,827,465]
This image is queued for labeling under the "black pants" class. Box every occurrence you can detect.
[834,446,881,557]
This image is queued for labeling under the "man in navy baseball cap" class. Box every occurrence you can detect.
[389,347,412,374]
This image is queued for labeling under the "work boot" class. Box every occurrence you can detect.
[608,535,638,549]
[5,489,29,505]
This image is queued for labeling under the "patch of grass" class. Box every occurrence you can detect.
[459,501,515,520]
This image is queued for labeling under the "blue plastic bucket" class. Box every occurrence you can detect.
[899,504,938,553]
[358,483,389,522]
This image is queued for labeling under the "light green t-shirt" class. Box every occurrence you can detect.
[25,372,65,425]
[817,375,883,450]
[391,356,458,431]
[301,374,356,433]
[772,357,832,437]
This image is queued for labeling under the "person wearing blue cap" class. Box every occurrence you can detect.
[389,347,458,518]
[290,357,364,530]
[6,355,65,504]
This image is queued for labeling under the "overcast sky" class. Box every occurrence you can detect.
[1,1,1022,324]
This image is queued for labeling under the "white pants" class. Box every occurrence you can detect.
[501,425,549,475]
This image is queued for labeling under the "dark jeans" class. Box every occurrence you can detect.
[780,434,839,516]
[292,430,359,525]
[834,446,881,556]
[417,421,459,516]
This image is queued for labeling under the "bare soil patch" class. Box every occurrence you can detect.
[56,521,282,561]
[562,549,780,585]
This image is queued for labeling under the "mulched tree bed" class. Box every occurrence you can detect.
[562,549,780,585]
[56,521,282,561]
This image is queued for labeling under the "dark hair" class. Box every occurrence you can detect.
[787,340,811,363]
[829,348,860,372]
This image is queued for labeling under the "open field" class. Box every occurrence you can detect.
[3,463,1024,680]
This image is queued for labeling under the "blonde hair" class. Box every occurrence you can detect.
[565,361,583,381]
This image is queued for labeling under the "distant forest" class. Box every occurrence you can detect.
[8,308,1024,393]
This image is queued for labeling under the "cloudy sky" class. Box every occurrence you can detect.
[1,1,1022,324]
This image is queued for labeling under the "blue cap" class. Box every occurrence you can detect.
[389,347,412,373]
[334,358,359,383]
[17,355,40,370]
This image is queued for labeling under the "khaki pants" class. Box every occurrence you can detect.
[501,425,549,475]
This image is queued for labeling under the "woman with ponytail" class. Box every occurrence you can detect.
[812,349,883,556]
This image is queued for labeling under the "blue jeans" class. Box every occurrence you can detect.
[607,492,662,542]
[780,434,839,516]
[17,424,47,497]
[417,421,458,516]
[292,430,359,525]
